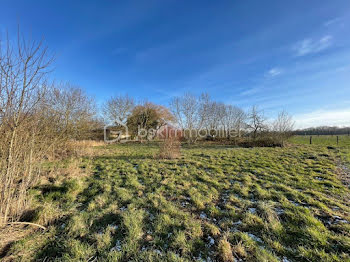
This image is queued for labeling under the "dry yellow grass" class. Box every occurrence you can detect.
[218,237,235,262]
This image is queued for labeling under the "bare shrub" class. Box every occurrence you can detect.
[0,30,54,226]
[0,30,98,227]
[157,137,181,159]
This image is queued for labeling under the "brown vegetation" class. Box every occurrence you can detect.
[157,137,181,159]
[0,31,100,227]
[127,102,174,140]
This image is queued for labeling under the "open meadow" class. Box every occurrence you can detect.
[1,2,350,261]
[1,137,350,262]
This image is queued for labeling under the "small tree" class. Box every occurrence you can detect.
[247,106,267,139]
[127,102,174,141]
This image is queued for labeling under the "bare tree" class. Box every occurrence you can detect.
[206,102,221,136]
[216,103,228,138]
[234,107,246,138]
[247,106,267,139]
[103,95,134,126]
[48,83,98,139]
[170,93,247,141]
[170,93,201,142]
[223,105,246,138]
[273,110,294,145]
[198,93,212,132]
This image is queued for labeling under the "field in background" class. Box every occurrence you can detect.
[1,139,350,261]
[290,135,350,147]
[290,135,350,167]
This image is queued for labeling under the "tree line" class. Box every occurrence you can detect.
[294,126,350,136]
[103,93,295,144]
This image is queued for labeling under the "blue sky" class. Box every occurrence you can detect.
[1,0,350,128]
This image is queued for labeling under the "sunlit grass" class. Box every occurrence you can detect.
[290,135,350,147]
[5,141,350,261]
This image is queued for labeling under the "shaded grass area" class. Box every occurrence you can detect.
[3,142,350,261]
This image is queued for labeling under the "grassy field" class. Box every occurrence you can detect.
[290,135,350,147]
[2,139,350,261]
[291,135,350,167]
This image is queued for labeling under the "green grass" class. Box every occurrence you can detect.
[290,135,350,147]
[4,140,350,262]
[290,135,350,167]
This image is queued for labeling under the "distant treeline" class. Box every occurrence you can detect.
[294,126,350,136]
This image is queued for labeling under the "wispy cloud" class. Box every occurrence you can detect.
[266,67,282,77]
[294,108,350,128]
[324,17,343,27]
[240,87,260,96]
[293,35,333,56]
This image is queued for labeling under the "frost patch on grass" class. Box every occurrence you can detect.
[119,206,127,212]
[275,207,285,215]
[248,207,256,214]
[110,224,119,230]
[200,212,208,220]
[110,240,122,252]
[181,201,190,207]
[315,176,324,181]
[207,236,215,246]
[233,220,242,225]
[154,249,162,256]
[248,233,263,244]
[332,215,349,224]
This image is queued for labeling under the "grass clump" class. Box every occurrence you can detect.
[218,236,235,262]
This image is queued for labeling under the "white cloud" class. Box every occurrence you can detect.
[294,108,350,129]
[293,35,333,56]
[266,67,282,77]
[240,87,260,96]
